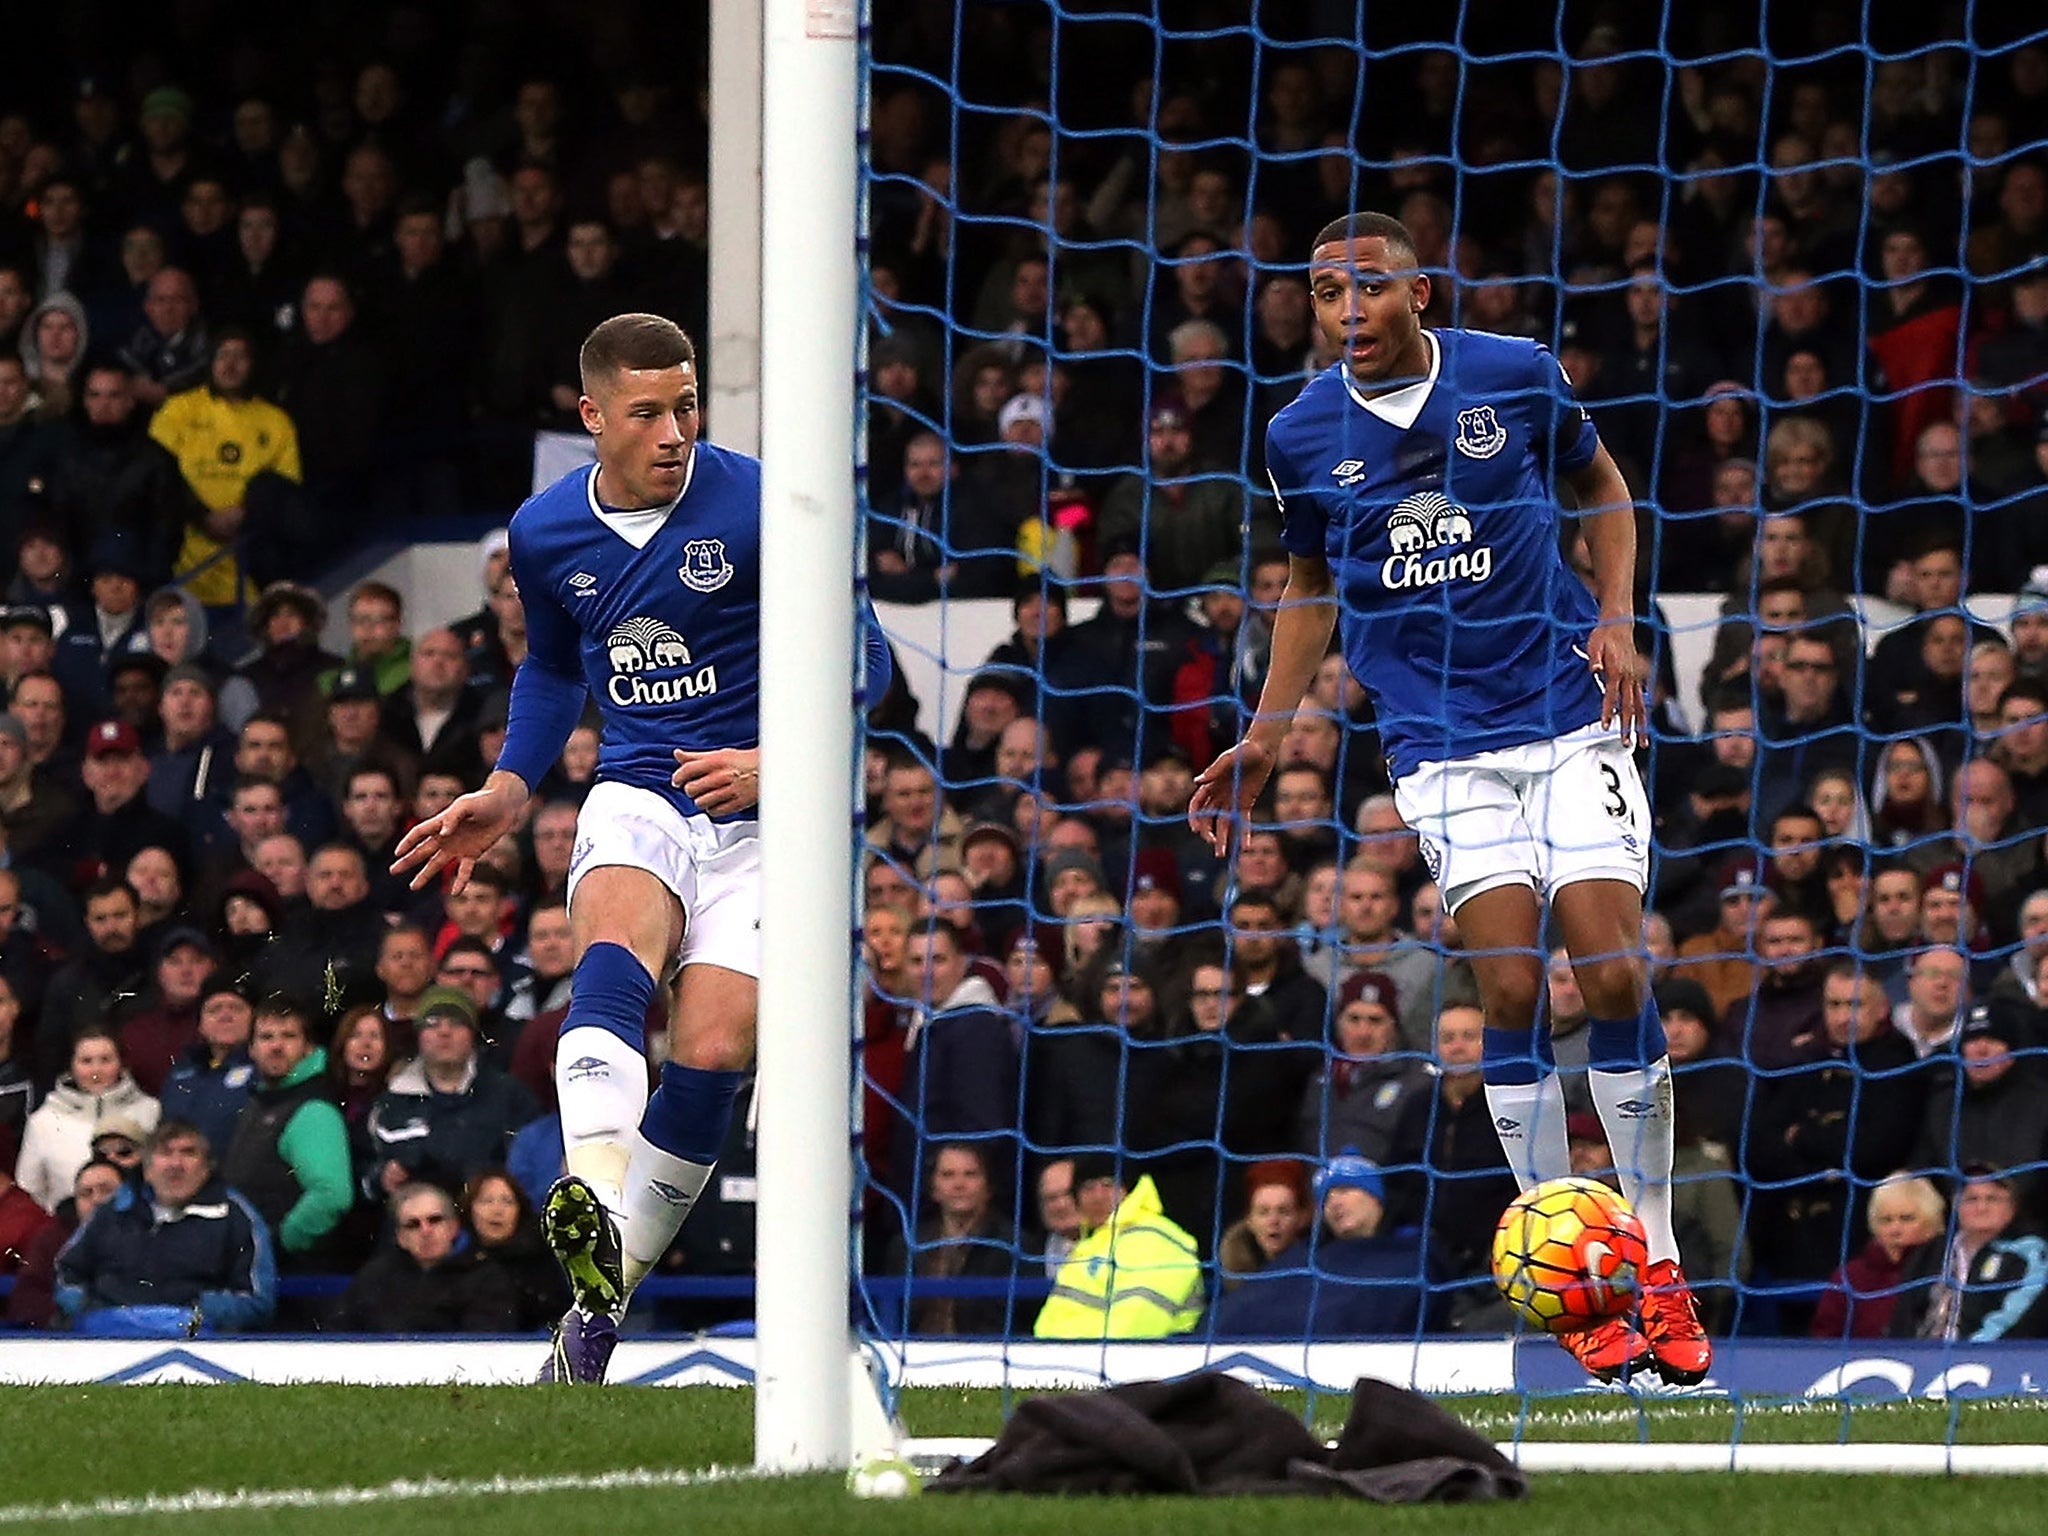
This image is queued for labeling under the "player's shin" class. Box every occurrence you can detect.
[1481,1026,1570,1190]
[1586,1000,1680,1266]
[555,942,660,1212]
[618,1060,748,1293]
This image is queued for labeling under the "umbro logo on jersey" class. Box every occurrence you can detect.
[1330,458,1368,487]
[568,571,598,595]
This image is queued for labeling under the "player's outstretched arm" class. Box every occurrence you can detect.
[1563,443,1646,747]
[1188,553,1337,855]
[391,770,529,893]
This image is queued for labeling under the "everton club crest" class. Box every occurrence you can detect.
[1454,404,1508,459]
[678,538,735,592]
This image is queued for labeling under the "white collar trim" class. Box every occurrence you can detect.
[585,449,697,549]
[1342,329,1439,430]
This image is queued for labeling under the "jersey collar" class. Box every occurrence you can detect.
[1341,328,1439,430]
[584,447,698,549]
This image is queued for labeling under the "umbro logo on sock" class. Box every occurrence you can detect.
[565,1056,612,1081]
[648,1180,690,1206]
[1494,1117,1522,1133]
[1615,1099,1655,1117]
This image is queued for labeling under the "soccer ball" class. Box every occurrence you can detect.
[846,1455,921,1499]
[1491,1176,1647,1334]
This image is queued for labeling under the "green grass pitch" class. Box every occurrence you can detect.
[3,1386,2047,1534]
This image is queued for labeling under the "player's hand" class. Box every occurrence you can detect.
[390,779,523,893]
[1585,622,1647,749]
[1187,737,1278,857]
[673,747,761,815]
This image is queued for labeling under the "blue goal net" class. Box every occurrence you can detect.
[854,1,2048,1399]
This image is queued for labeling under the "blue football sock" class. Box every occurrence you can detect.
[1482,1025,1546,1087]
[1586,996,1669,1070]
[565,942,658,1051]
[640,1060,749,1165]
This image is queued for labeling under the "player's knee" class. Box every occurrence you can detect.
[1576,955,1648,1019]
[671,1022,753,1074]
[1479,965,1543,1031]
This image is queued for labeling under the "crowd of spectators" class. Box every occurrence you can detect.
[6,4,2048,1344]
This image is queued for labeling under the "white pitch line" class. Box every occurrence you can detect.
[0,1465,759,1526]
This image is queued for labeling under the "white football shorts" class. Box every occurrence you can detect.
[1391,721,1650,914]
[565,780,762,977]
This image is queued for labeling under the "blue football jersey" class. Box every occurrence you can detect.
[506,442,763,818]
[1265,327,1611,779]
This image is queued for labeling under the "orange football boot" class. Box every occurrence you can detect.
[1638,1258,1712,1385]
[1557,1313,1653,1383]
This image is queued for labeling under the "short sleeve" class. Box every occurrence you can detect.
[1267,430,1329,559]
[1530,342,1599,475]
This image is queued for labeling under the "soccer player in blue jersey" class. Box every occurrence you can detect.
[1188,214,1708,1385]
[394,313,890,1384]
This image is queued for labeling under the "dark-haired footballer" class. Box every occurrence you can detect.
[396,313,891,1383]
[1188,214,1708,1386]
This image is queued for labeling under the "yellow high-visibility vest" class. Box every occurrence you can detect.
[1033,1175,1205,1340]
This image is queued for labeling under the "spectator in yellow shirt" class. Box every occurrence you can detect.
[148,328,301,610]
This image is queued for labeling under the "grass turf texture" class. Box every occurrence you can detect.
[3,1387,2048,1534]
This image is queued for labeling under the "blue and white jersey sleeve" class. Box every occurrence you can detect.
[1529,341,1599,476]
[1267,429,1328,560]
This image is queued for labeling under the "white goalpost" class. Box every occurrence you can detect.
[751,0,865,1475]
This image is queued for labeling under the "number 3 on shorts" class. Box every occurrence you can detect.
[1599,762,1632,825]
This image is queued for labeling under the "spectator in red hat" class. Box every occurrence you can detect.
[68,717,191,888]
[1294,967,1428,1168]
[1215,1158,1313,1289]
[1122,846,1195,984]
[1917,862,1991,963]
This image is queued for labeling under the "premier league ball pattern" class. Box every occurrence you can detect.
[1492,1176,1649,1334]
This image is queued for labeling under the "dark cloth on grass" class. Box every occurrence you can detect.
[930,1371,1526,1502]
